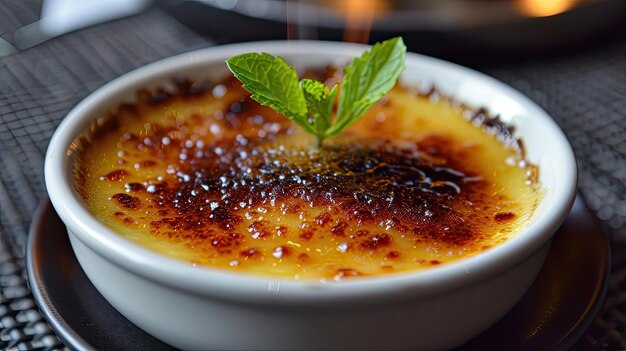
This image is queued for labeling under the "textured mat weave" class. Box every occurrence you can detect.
[483,39,626,351]
[1,1,625,350]
[0,3,209,350]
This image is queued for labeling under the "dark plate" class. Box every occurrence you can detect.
[27,195,609,350]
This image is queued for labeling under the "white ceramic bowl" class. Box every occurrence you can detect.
[45,41,577,350]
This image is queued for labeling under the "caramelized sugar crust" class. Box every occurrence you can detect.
[75,72,540,281]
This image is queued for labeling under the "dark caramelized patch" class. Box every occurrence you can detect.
[361,233,393,251]
[124,183,144,192]
[208,207,242,230]
[111,193,141,209]
[386,251,400,259]
[331,220,348,237]
[299,230,314,240]
[248,221,270,239]
[240,248,260,259]
[494,212,516,222]
[315,212,332,227]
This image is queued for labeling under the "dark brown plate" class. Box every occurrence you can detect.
[26,195,609,350]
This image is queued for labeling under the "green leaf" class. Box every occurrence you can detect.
[225,37,406,148]
[225,53,309,129]
[328,37,406,137]
[300,79,338,137]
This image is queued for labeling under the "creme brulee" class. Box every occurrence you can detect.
[74,71,541,281]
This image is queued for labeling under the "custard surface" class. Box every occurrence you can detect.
[75,73,540,281]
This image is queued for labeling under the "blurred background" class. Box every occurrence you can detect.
[1,0,625,350]
[163,0,626,62]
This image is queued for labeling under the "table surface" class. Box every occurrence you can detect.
[1,1,625,350]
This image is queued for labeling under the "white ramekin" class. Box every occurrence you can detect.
[45,41,577,350]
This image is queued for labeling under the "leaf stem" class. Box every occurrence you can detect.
[316,136,325,149]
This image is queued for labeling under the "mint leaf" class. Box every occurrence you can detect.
[225,53,309,130]
[225,37,406,148]
[300,79,338,143]
[328,37,406,137]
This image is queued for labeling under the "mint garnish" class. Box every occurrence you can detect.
[226,37,406,147]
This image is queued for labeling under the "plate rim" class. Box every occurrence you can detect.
[26,199,96,351]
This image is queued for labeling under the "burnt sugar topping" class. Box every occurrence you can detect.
[75,72,541,280]
[144,141,478,244]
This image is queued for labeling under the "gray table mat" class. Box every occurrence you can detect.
[1,1,625,350]
[0,3,209,350]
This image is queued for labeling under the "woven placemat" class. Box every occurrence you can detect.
[1,1,625,350]
[482,39,626,350]
[0,3,209,350]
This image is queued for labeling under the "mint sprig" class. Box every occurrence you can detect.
[225,37,406,147]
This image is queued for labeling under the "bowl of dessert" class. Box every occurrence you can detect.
[44,38,576,350]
